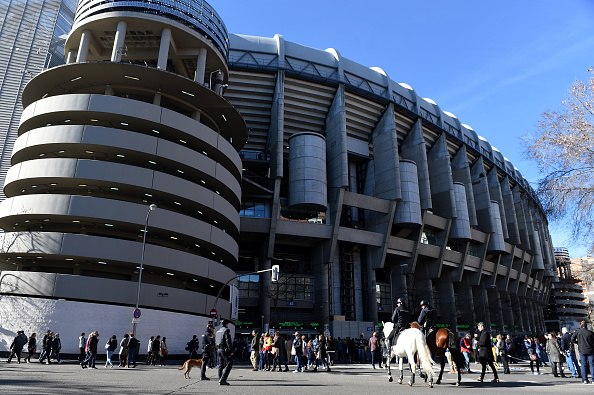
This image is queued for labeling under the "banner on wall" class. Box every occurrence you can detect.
[231,285,239,320]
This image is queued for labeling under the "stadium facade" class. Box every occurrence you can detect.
[0,0,556,353]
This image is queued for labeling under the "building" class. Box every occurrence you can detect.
[544,248,588,332]
[0,0,556,352]
[0,0,246,353]
[570,255,594,324]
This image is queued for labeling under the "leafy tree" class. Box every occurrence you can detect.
[524,67,594,253]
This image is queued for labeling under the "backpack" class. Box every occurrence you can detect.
[185,342,191,351]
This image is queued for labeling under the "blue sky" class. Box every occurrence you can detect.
[212,0,594,258]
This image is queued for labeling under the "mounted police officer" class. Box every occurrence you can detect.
[387,298,411,346]
[200,323,215,381]
[216,319,233,386]
[418,300,437,336]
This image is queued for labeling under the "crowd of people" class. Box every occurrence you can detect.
[6,314,594,386]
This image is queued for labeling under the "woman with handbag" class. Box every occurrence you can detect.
[496,334,510,374]
[160,337,168,366]
[524,336,541,374]
[105,335,117,368]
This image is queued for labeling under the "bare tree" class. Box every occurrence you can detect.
[524,67,594,253]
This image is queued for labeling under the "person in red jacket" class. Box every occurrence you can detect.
[459,333,472,373]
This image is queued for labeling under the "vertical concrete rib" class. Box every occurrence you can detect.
[427,133,456,218]
[451,145,477,226]
[487,168,508,239]
[372,104,401,201]
[401,119,432,210]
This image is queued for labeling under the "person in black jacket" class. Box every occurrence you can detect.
[250,330,260,371]
[201,324,215,380]
[81,331,99,369]
[418,300,437,336]
[476,323,499,383]
[216,320,233,385]
[388,298,411,345]
[127,333,138,368]
[25,333,36,363]
[7,331,27,363]
[571,320,594,384]
[292,332,303,372]
[105,335,118,368]
[40,332,54,364]
[561,327,581,378]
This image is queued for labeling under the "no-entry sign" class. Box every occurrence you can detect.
[210,309,217,318]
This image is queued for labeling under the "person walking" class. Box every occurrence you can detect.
[50,333,62,364]
[145,336,154,365]
[216,319,234,385]
[201,324,215,380]
[292,332,303,372]
[127,333,138,368]
[369,332,381,369]
[160,337,168,365]
[81,331,99,369]
[546,332,566,378]
[25,333,36,363]
[105,335,118,368]
[40,332,54,364]
[119,333,129,367]
[571,320,594,384]
[313,334,330,372]
[561,327,581,378]
[150,336,161,366]
[525,336,541,374]
[250,330,260,371]
[38,330,51,363]
[78,333,86,362]
[476,322,499,383]
[7,331,27,363]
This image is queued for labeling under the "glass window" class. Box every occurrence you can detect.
[238,274,259,298]
[467,244,479,257]
[376,284,391,306]
[421,231,438,246]
[269,275,314,300]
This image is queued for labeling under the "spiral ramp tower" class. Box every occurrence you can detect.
[0,0,246,353]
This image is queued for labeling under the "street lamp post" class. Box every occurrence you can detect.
[132,204,157,334]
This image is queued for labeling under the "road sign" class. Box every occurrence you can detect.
[210,308,217,318]
[133,308,141,319]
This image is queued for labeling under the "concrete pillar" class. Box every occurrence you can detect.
[394,160,422,226]
[427,133,456,218]
[472,286,488,325]
[191,111,201,121]
[258,239,271,331]
[330,256,342,317]
[353,250,364,321]
[487,287,503,333]
[454,276,475,330]
[401,119,432,210]
[157,28,171,70]
[312,245,330,326]
[214,70,224,93]
[66,49,77,64]
[195,47,207,84]
[153,92,161,106]
[366,249,378,324]
[77,30,91,63]
[510,293,523,333]
[111,20,127,62]
[372,104,401,201]
[437,278,456,330]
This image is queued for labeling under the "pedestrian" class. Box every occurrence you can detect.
[51,333,62,363]
[561,327,581,378]
[127,333,138,368]
[105,335,117,368]
[151,336,161,366]
[216,319,234,385]
[460,333,472,373]
[505,334,516,364]
[38,330,51,363]
[7,330,28,363]
[369,332,381,369]
[25,332,36,363]
[146,336,154,365]
[357,334,366,363]
[78,333,86,362]
[495,334,509,374]
[40,332,54,364]
[160,336,168,365]
[186,335,198,358]
[201,324,215,380]
[571,320,594,384]
[81,331,99,369]
[292,332,303,372]
[263,332,273,370]
[476,322,499,383]
[472,333,479,364]
[119,333,129,367]
[250,330,260,371]
[313,334,330,372]
[546,332,566,377]
[524,336,541,374]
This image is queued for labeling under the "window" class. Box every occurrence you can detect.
[239,201,267,218]
[421,231,438,246]
[238,274,259,298]
[376,284,391,306]
[270,276,313,300]
[467,244,479,257]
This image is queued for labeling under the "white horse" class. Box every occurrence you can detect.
[381,321,436,387]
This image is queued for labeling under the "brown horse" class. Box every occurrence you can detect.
[410,322,464,386]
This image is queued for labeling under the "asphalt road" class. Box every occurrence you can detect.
[1,358,593,394]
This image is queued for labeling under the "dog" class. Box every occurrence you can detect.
[178,358,203,379]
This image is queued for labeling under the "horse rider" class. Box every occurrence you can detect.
[387,298,411,346]
[418,300,437,336]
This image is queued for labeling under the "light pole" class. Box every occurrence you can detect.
[132,204,157,334]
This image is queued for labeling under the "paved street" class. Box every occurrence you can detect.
[1,359,593,394]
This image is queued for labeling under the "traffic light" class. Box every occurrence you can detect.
[271,265,280,282]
